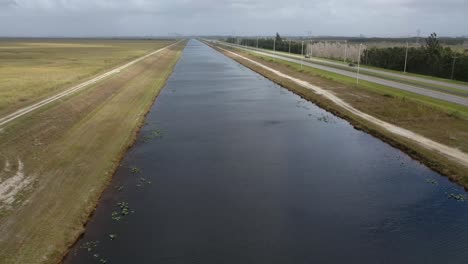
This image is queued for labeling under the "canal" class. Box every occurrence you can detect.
[65,39,468,263]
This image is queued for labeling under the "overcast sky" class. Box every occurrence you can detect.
[0,0,466,37]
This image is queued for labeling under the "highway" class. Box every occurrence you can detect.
[213,41,468,107]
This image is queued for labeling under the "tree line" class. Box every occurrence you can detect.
[226,33,306,54]
[226,33,468,81]
[363,33,468,81]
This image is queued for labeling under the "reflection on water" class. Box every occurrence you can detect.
[65,40,468,264]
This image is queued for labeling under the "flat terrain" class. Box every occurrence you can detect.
[65,40,468,264]
[209,42,468,187]
[0,40,185,263]
[0,39,173,116]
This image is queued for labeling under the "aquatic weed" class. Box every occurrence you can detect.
[448,193,466,201]
[80,240,99,252]
[142,129,163,142]
[317,114,336,124]
[136,177,152,187]
[425,179,438,185]
[130,167,141,174]
[151,129,163,138]
[317,115,330,123]
[111,211,121,221]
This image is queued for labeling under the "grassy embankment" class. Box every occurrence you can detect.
[231,44,468,95]
[0,39,174,116]
[0,40,185,263]
[211,43,468,187]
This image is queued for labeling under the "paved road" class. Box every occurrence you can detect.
[213,41,468,107]
[0,41,182,128]
[219,41,468,92]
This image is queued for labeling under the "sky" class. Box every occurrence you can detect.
[0,0,467,37]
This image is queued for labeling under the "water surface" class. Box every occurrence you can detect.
[65,40,468,264]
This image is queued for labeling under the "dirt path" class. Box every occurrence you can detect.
[0,40,182,128]
[216,45,468,168]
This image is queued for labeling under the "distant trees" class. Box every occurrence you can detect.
[363,33,468,81]
[226,33,468,81]
[275,33,282,43]
[227,35,304,54]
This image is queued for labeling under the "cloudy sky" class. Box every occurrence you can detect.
[0,0,466,37]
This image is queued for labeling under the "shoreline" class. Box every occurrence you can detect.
[58,43,186,263]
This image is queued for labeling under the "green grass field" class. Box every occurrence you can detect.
[0,39,173,116]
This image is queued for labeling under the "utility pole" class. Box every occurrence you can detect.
[451,56,458,80]
[289,39,291,53]
[301,40,304,69]
[356,43,363,85]
[404,42,409,73]
[310,40,313,57]
[344,40,347,63]
[307,31,312,58]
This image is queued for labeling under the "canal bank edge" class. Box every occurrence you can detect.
[54,42,186,264]
[206,41,468,190]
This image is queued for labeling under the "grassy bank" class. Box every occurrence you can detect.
[209,43,468,188]
[0,39,174,116]
[253,54,468,119]
[0,40,185,263]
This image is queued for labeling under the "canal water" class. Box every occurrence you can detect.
[64,40,468,264]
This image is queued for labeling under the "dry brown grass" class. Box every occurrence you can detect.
[0,39,174,117]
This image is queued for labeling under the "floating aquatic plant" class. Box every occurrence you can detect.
[142,129,164,142]
[80,240,99,252]
[136,177,152,187]
[118,202,130,215]
[111,201,134,221]
[317,114,336,124]
[111,211,121,221]
[425,179,438,185]
[130,167,141,174]
[448,193,466,201]
[151,129,163,138]
[317,115,330,123]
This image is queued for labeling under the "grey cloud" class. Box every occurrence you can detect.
[0,0,17,8]
[0,0,466,37]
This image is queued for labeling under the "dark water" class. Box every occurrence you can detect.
[64,40,468,264]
